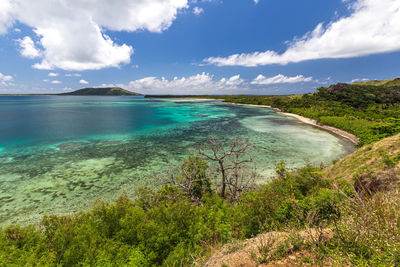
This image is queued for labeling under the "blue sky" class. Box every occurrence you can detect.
[0,0,399,94]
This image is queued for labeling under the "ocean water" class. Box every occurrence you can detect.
[0,96,355,225]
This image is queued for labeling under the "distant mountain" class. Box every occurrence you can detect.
[353,78,400,87]
[59,87,141,96]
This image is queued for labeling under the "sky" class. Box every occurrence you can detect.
[0,0,399,95]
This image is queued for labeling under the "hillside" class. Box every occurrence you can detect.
[324,133,400,183]
[59,87,141,96]
[205,133,400,266]
[353,77,400,87]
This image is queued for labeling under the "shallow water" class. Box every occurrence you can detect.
[0,96,355,225]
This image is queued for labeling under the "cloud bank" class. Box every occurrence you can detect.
[0,0,189,71]
[204,0,400,66]
[251,74,312,85]
[99,73,313,94]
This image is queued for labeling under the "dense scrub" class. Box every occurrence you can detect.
[216,83,400,146]
[314,189,400,266]
[0,160,350,266]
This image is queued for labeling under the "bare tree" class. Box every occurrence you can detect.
[167,156,211,204]
[197,136,256,201]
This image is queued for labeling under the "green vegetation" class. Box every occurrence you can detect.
[59,87,141,96]
[0,162,343,266]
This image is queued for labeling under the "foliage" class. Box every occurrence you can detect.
[311,190,400,266]
[0,159,346,266]
[168,156,211,203]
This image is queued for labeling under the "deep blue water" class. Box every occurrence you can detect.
[0,96,208,148]
[0,96,355,225]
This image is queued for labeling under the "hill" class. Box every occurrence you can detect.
[59,87,141,96]
[353,77,400,87]
[205,133,400,267]
[324,132,400,183]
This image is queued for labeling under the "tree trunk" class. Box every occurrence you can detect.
[219,160,226,198]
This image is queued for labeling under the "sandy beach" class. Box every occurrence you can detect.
[224,102,360,144]
[162,98,220,102]
[160,99,359,144]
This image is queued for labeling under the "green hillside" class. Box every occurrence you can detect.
[324,132,400,182]
[206,134,400,266]
[59,87,141,96]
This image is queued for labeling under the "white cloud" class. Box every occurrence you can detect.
[0,0,13,34]
[253,0,259,4]
[102,73,246,94]
[48,72,59,77]
[98,72,310,94]
[251,74,312,85]
[349,78,369,83]
[18,36,41,59]
[65,73,81,77]
[193,7,204,15]
[0,0,189,71]
[0,72,13,86]
[79,79,89,84]
[204,0,400,66]
[43,79,61,84]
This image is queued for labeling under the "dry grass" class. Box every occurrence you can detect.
[204,189,400,266]
[203,229,333,267]
[324,133,400,183]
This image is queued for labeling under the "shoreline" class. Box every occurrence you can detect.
[223,102,360,144]
[160,98,218,102]
[150,98,359,145]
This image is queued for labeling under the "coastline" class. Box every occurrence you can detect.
[161,98,218,102]
[224,102,360,144]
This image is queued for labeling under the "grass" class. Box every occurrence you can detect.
[324,133,400,183]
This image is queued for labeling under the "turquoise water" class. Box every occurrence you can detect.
[0,96,355,225]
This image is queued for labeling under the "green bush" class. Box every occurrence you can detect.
[0,160,349,266]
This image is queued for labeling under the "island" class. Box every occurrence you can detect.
[0,87,142,96]
[59,87,141,96]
